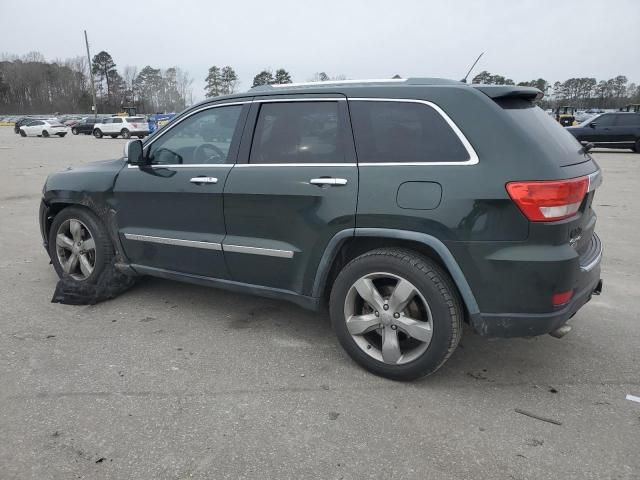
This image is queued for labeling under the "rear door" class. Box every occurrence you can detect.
[114,100,250,278]
[222,96,358,295]
[612,113,640,144]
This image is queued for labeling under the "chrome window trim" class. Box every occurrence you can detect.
[349,98,479,166]
[270,79,405,88]
[223,244,294,258]
[124,233,222,251]
[235,163,356,168]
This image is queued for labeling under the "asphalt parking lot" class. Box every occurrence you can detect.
[0,127,638,480]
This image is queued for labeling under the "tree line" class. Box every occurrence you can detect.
[0,51,194,114]
[472,70,640,109]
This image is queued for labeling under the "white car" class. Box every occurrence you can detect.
[19,120,69,138]
[92,116,149,139]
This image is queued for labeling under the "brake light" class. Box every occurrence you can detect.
[506,177,589,222]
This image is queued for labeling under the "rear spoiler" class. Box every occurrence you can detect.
[471,85,543,102]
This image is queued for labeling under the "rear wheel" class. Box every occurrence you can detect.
[49,207,113,284]
[93,129,103,139]
[72,127,78,135]
[329,248,463,380]
[634,139,640,153]
[121,129,131,139]
[19,130,26,137]
[42,130,49,138]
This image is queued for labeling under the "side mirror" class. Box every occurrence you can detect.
[589,122,596,128]
[126,139,145,165]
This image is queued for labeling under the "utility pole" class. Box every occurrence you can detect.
[84,30,98,121]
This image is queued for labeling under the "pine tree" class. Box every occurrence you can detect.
[252,69,274,87]
[205,66,223,97]
[274,68,292,84]
[220,66,239,95]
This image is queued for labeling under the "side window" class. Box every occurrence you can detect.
[112,118,123,124]
[593,114,615,127]
[249,102,344,164]
[103,119,112,124]
[349,101,470,163]
[615,114,640,127]
[147,105,242,165]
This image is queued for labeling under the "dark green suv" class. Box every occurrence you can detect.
[39,78,603,380]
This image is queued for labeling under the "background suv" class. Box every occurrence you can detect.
[93,116,149,139]
[567,112,640,152]
[40,78,603,380]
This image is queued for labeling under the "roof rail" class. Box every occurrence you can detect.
[248,77,463,92]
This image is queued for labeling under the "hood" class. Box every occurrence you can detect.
[44,158,126,200]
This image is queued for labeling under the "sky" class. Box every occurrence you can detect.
[1,0,638,101]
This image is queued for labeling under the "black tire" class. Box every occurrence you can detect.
[72,127,78,135]
[19,130,26,137]
[48,206,114,285]
[93,129,103,139]
[58,133,66,137]
[634,139,640,153]
[329,248,463,381]
[121,129,131,139]
[137,135,145,139]
[42,130,49,138]
[110,135,118,139]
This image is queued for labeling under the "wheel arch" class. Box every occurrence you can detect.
[312,228,481,322]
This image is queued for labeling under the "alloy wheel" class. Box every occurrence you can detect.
[55,219,96,281]
[343,272,433,365]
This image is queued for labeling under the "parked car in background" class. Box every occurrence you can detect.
[39,78,603,380]
[71,117,107,135]
[93,116,149,139]
[19,119,69,137]
[14,117,41,134]
[567,112,640,152]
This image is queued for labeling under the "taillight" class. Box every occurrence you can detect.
[506,176,589,222]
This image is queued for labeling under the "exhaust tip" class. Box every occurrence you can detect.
[549,325,572,339]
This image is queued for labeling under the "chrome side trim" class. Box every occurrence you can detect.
[124,233,222,251]
[235,163,356,167]
[223,244,294,259]
[587,169,602,192]
[349,98,479,166]
[127,163,233,169]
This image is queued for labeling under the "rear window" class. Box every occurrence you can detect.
[127,117,146,123]
[497,98,585,166]
[349,101,470,163]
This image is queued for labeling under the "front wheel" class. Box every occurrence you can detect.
[93,129,103,138]
[72,128,78,135]
[19,130,26,137]
[49,207,114,284]
[42,130,49,138]
[329,248,463,380]
[121,129,131,139]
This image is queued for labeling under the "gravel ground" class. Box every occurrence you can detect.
[0,127,638,480]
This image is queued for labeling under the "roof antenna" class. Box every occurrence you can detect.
[460,52,484,83]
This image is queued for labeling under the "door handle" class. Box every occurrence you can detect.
[190,176,218,184]
[309,178,348,186]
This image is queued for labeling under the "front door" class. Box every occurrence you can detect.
[223,96,358,295]
[114,101,249,278]
[584,113,616,144]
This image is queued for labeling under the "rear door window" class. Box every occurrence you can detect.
[348,100,470,163]
[615,114,640,126]
[249,101,345,164]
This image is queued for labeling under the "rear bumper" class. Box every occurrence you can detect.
[476,273,602,337]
